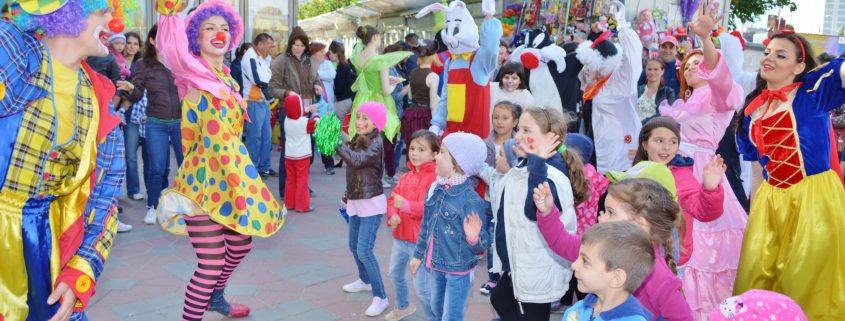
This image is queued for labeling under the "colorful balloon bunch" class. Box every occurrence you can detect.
[501,3,522,36]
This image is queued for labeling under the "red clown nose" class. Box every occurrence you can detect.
[215,31,227,41]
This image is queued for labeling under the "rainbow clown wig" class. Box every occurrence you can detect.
[13,0,109,38]
[185,0,243,56]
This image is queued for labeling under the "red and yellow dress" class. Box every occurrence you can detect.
[154,9,284,237]
[735,59,845,320]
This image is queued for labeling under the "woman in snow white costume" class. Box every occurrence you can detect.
[733,30,845,320]
[153,0,284,319]
[0,0,126,320]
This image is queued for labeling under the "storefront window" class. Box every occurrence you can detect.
[246,0,290,54]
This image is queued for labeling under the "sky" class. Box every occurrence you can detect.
[738,0,825,34]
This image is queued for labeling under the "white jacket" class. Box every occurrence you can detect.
[491,165,577,303]
[241,47,273,102]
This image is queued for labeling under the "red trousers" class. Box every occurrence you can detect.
[284,157,311,211]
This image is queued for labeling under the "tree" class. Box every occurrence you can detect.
[839,25,845,37]
[729,0,797,27]
[299,0,356,20]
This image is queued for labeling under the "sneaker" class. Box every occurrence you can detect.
[381,177,393,188]
[480,282,496,295]
[144,207,157,225]
[384,303,416,321]
[260,171,269,178]
[342,279,372,293]
[326,167,336,175]
[117,221,133,233]
[268,169,279,177]
[390,176,400,185]
[365,297,389,317]
[129,193,146,201]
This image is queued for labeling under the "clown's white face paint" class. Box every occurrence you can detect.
[87,11,113,57]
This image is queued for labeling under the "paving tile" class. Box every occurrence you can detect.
[162,261,196,282]
[223,284,258,297]
[98,278,137,291]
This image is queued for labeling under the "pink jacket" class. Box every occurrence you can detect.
[669,162,725,265]
[575,164,609,235]
[537,206,693,321]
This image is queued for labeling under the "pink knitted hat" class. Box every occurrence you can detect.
[709,290,807,321]
[356,102,387,131]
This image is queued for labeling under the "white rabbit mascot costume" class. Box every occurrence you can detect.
[577,1,643,172]
[420,0,502,138]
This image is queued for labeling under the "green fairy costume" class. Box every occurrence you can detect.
[348,43,412,141]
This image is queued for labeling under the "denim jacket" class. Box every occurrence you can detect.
[413,180,490,272]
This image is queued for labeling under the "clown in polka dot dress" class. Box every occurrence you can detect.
[158,66,285,237]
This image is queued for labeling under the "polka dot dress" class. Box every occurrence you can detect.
[157,68,284,237]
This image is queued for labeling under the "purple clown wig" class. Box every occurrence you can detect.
[14,0,110,38]
[185,0,243,56]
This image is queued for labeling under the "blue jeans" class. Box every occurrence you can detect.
[416,266,436,321]
[145,121,183,208]
[389,240,434,312]
[245,101,272,173]
[348,214,386,299]
[393,137,403,170]
[429,269,473,321]
[123,122,141,196]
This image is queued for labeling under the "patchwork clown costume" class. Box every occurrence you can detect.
[0,2,126,320]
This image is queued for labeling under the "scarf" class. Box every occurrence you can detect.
[436,175,469,189]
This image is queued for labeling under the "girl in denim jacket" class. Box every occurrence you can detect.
[410,132,491,321]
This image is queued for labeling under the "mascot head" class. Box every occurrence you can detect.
[575,30,622,83]
[416,0,478,55]
[510,28,567,73]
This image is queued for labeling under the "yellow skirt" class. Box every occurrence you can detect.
[735,170,845,320]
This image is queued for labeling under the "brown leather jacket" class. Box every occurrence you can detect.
[128,60,180,120]
[337,131,384,200]
[269,53,319,100]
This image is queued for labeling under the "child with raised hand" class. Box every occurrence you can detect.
[560,221,656,321]
[489,107,589,321]
[384,130,441,321]
[336,102,390,317]
[633,116,737,320]
[409,132,490,321]
[534,178,693,321]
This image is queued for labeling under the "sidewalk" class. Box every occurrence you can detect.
[87,149,519,321]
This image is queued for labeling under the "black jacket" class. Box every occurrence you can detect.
[637,84,678,115]
[334,63,357,101]
[127,60,181,120]
[86,55,121,84]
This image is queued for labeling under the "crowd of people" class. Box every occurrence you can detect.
[1,0,844,320]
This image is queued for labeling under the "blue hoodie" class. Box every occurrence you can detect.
[563,293,653,321]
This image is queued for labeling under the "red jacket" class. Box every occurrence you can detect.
[387,161,437,243]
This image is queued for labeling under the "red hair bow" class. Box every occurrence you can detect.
[762,30,805,62]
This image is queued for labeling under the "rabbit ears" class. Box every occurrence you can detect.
[416,0,467,18]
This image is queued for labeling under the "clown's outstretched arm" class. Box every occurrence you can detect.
[156,0,220,100]
[55,126,125,310]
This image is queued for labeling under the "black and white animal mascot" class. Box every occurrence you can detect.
[510,29,582,116]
